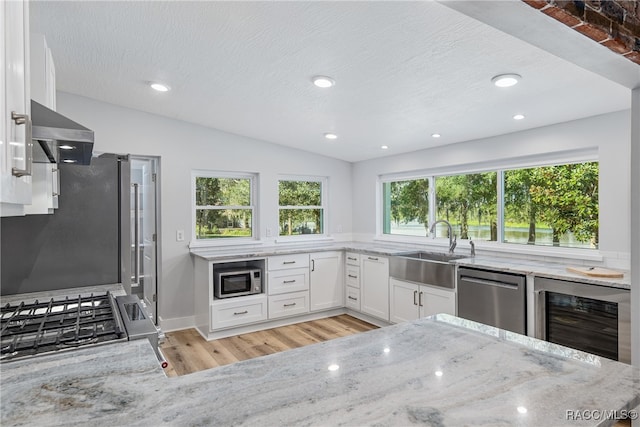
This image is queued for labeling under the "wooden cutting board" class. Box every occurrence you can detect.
[566,266,624,278]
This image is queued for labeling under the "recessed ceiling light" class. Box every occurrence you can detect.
[381,145,389,150]
[62,159,77,163]
[312,76,335,88]
[327,364,340,371]
[491,73,521,88]
[513,114,525,120]
[59,145,75,150]
[517,406,528,414]
[324,132,338,140]
[150,82,170,92]
[431,133,441,138]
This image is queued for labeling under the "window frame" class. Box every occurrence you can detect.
[377,151,600,254]
[191,170,258,244]
[277,175,328,240]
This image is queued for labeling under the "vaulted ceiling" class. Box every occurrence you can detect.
[30,1,633,162]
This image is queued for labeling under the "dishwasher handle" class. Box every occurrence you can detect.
[459,276,520,290]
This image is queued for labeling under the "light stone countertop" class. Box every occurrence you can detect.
[191,241,630,289]
[1,314,638,426]
[456,257,631,290]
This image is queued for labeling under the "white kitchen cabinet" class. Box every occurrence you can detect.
[24,164,58,214]
[345,285,361,311]
[1,0,32,216]
[30,33,56,110]
[267,267,309,295]
[360,254,389,321]
[389,278,456,324]
[309,251,344,311]
[268,253,309,270]
[268,291,309,319]
[24,34,58,215]
[210,294,268,329]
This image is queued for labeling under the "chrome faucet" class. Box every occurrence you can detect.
[469,240,476,257]
[429,219,457,254]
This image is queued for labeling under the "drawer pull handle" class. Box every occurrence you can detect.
[348,296,358,301]
[367,256,379,261]
[348,257,357,261]
[283,280,296,284]
[348,274,358,278]
[414,290,418,306]
[283,261,296,265]
[233,310,248,315]
[283,303,297,307]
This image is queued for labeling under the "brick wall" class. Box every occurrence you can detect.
[524,0,640,65]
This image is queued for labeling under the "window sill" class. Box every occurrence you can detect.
[274,236,335,245]
[373,234,603,262]
[189,238,265,251]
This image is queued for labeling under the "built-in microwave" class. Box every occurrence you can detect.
[214,268,262,299]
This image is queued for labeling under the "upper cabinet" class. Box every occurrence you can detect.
[1,0,32,216]
[30,33,56,110]
[24,33,58,215]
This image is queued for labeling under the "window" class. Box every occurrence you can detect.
[382,178,430,236]
[193,172,255,240]
[435,172,498,241]
[381,161,599,249]
[278,177,326,236]
[503,162,598,248]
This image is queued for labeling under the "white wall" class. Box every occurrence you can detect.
[352,110,631,265]
[56,92,353,327]
[56,91,632,327]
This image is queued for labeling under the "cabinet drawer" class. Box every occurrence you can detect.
[269,291,310,319]
[346,286,361,311]
[345,265,360,288]
[268,268,309,295]
[345,252,360,266]
[268,253,310,270]
[210,296,267,330]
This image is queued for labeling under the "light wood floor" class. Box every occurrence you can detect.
[159,314,378,377]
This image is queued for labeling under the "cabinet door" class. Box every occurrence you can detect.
[419,285,456,318]
[1,0,31,214]
[309,251,343,311]
[360,255,389,321]
[389,278,419,324]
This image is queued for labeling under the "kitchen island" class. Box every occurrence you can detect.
[1,314,638,426]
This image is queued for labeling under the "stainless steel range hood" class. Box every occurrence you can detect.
[31,100,94,165]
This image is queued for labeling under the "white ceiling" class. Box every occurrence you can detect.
[30,1,631,163]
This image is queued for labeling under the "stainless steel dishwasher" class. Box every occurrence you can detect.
[457,267,526,334]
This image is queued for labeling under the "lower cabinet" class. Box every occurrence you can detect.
[309,251,344,312]
[361,254,389,321]
[345,286,360,311]
[210,295,268,330]
[268,291,310,319]
[389,278,456,323]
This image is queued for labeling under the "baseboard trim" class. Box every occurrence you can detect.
[159,315,195,332]
[195,308,347,340]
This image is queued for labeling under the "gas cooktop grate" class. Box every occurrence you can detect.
[0,292,125,361]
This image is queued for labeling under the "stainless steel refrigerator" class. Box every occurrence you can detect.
[1,154,132,296]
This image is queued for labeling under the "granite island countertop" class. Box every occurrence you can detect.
[2,314,638,426]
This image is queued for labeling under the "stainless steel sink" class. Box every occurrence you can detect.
[389,251,465,289]
[397,251,465,263]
